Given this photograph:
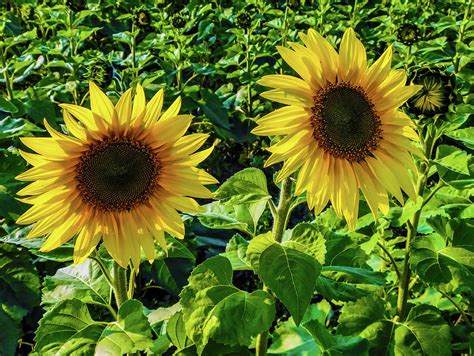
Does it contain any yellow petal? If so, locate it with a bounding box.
[261,88,312,107]
[115,88,133,126]
[89,82,116,125]
[132,83,146,126]
[39,212,82,252]
[144,88,164,126]
[339,28,367,83]
[160,97,181,123]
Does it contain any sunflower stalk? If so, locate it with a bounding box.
[113,262,129,308]
[256,178,293,356]
[396,126,436,321]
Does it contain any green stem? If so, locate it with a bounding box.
[113,262,129,308]
[438,289,472,327]
[377,241,401,281]
[255,329,269,356]
[420,180,445,210]
[1,48,14,100]
[246,27,252,117]
[131,21,137,82]
[256,178,293,356]
[268,199,278,219]
[127,266,137,300]
[454,0,472,73]
[272,178,293,243]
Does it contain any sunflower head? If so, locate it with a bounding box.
[236,13,251,29]
[407,67,456,116]
[171,14,186,29]
[16,82,217,268]
[252,28,422,229]
[397,23,421,46]
[135,10,151,29]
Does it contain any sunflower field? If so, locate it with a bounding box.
[0,0,473,355]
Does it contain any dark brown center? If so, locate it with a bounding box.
[311,82,382,162]
[75,137,160,212]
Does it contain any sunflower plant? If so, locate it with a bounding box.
[0,1,472,355]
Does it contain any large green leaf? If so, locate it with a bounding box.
[446,127,474,149]
[303,320,369,355]
[434,145,474,190]
[360,305,451,356]
[0,242,40,321]
[410,233,473,292]
[216,168,270,206]
[338,298,451,355]
[246,232,275,273]
[315,276,369,302]
[198,201,253,235]
[183,285,239,352]
[259,244,321,325]
[268,320,320,355]
[166,311,189,350]
[42,259,110,307]
[287,223,326,265]
[96,299,153,354]
[221,234,252,270]
[34,299,104,355]
[324,232,368,267]
[0,309,21,356]
[202,288,275,347]
[180,255,234,350]
[337,296,386,336]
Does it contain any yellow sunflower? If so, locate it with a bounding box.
[16,82,217,267]
[252,28,423,229]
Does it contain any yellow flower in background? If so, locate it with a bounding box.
[16,83,217,268]
[253,28,422,229]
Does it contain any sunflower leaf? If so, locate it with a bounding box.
[96,299,153,354]
[0,241,40,354]
[410,231,474,292]
[216,168,270,206]
[258,244,321,325]
[42,258,110,307]
[34,299,104,355]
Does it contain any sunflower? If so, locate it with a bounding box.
[252,28,422,229]
[396,23,421,46]
[16,82,217,268]
[408,67,455,116]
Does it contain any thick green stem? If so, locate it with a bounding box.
[397,158,431,321]
[272,178,293,243]
[255,329,269,356]
[256,178,293,355]
[113,262,129,308]
[454,0,472,73]
[1,48,14,100]
[246,27,252,117]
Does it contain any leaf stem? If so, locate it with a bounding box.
[377,241,401,281]
[267,198,277,219]
[438,289,472,327]
[127,266,137,300]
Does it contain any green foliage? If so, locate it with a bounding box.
[34,299,103,355]
[42,258,110,307]
[1,0,472,354]
[180,256,275,353]
[0,243,40,355]
[96,300,153,354]
[259,244,321,325]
